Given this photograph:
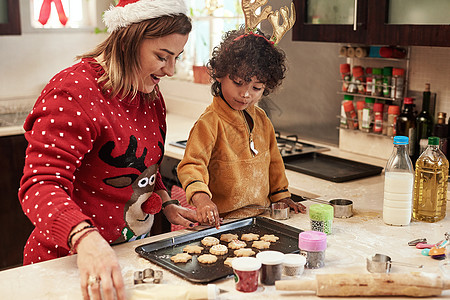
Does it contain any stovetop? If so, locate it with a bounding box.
[169,132,329,157]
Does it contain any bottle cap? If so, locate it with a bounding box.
[393,136,409,145]
[425,83,430,92]
[372,68,382,75]
[373,103,383,112]
[299,231,327,252]
[365,67,372,75]
[340,63,350,73]
[383,67,393,76]
[403,97,414,104]
[365,97,375,104]
[428,136,440,146]
[344,95,354,101]
[388,105,400,115]
[393,68,405,76]
[309,204,334,220]
[356,100,365,110]
[342,101,355,112]
[352,66,364,77]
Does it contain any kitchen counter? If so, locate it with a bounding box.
[2,113,450,299]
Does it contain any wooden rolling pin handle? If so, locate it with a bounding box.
[275,279,317,292]
[443,278,450,290]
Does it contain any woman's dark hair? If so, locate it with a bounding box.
[208,27,287,97]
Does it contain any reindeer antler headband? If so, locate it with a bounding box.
[241,0,295,45]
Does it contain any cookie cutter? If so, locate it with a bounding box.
[134,268,163,284]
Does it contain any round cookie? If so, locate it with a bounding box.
[260,234,280,243]
[224,257,236,267]
[220,233,238,242]
[252,240,271,249]
[228,239,247,250]
[234,248,256,257]
[210,244,228,255]
[183,244,204,254]
[241,233,259,242]
[170,253,192,263]
[197,254,218,264]
[201,236,220,247]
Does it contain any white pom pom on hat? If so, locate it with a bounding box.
[103,0,188,33]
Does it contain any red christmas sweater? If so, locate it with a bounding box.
[19,58,167,264]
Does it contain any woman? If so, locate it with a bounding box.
[18,0,196,299]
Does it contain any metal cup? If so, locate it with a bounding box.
[271,202,290,220]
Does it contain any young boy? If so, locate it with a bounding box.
[177,27,305,227]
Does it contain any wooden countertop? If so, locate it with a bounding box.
[2,113,450,299]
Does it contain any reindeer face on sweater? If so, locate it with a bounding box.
[99,135,163,243]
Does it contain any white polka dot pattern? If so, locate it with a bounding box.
[19,58,167,264]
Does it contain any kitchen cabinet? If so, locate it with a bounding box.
[0,134,32,270]
[0,0,21,35]
[292,0,450,47]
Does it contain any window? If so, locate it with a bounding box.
[176,0,244,82]
[30,0,99,29]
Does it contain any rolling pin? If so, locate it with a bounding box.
[275,273,450,297]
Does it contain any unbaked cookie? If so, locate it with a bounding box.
[170,252,192,263]
[260,234,280,243]
[220,233,238,242]
[241,233,259,242]
[201,236,220,247]
[252,240,271,249]
[183,244,204,254]
[228,239,247,250]
[209,244,228,255]
[197,254,218,264]
[234,248,256,257]
[224,257,236,267]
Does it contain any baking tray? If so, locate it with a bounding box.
[135,217,302,283]
[283,152,383,182]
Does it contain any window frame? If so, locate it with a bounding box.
[0,0,22,35]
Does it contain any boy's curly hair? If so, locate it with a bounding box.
[207,27,287,97]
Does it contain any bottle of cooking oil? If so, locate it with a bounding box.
[413,136,449,222]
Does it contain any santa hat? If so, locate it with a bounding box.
[103,0,188,33]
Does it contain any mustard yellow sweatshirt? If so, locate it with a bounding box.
[177,96,290,218]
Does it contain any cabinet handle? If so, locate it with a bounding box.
[353,0,358,31]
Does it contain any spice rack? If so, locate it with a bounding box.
[337,45,411,159]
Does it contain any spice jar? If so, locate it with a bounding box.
[309,203,333,234]
[352,66,365,94]
[365,67,373,95]
[373,103,384,134]
[356,100,365,131]
[343,100,358,130]
[299,231,327,269]
[340,63,351,92]
[256,251,284,285]
[382,67,393,98]
[361,97,375,133]
[391,68,405,100]
[387,105,400,137]
[371,68,383,97]
[282,254,306,277]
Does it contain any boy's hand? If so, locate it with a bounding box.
[192,192,221,228]
[278,197,307,214]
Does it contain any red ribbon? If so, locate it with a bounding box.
[38,0,68,26]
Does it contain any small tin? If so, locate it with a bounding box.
[271,202,289,220]
[329,199,353,218]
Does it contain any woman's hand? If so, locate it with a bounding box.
[278,197,306,214]
[192,192,221,228]
[162,204,198,228]
[74,229,126,300]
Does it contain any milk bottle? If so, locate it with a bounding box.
[383,136,414,226]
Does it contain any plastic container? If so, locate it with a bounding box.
[413,137,449,223]
[256,251,284,285]
[343,100,358,130]
[282,254,306,277]
[387,105,400,137]
[340,63,351,92]
[383,136,414,226]
[361,97,375,133]
[298,231,327,269]
[365,67,373,95]
[232,257,261,292]
[356,100,365,130]
[373,102,384,134]
[371,68,383,97]
[382,67,393,98]
[391,68,405,99]
[309,204,334,234]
